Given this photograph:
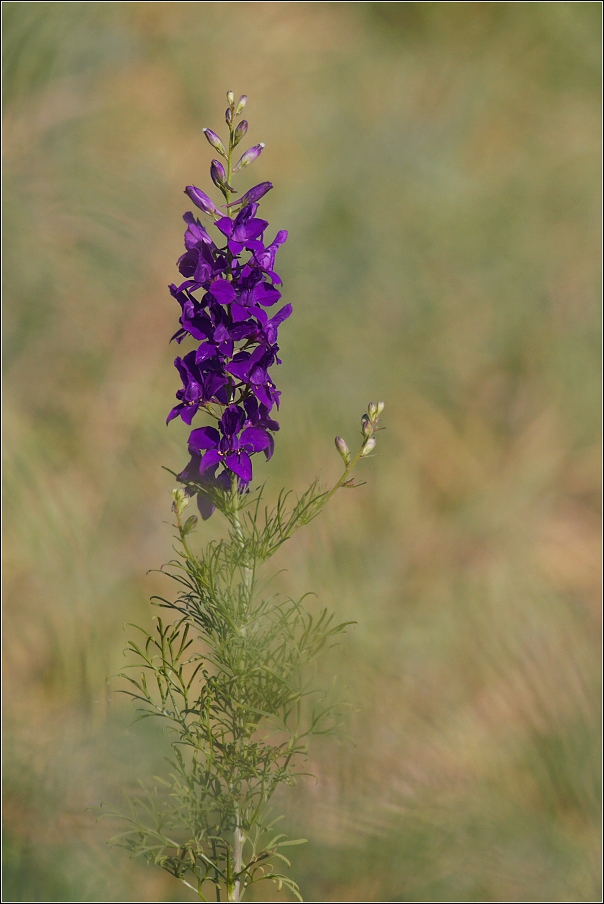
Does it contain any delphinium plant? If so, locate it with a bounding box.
[102,91,384,902]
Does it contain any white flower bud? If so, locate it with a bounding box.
[360,437,376,457]
[226,90,235,106]
[335,436,350,464]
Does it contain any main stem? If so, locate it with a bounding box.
[229,482,251,902]
[220,115,250,901]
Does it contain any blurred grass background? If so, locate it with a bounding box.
[2,2,601,901]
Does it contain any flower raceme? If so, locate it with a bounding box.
[167,94,289,516]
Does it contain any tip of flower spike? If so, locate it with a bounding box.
[366,401,385,431]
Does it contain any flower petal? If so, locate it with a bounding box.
[240,426,271,452]
[199,448,222,474]
[196,492,215,520]
[188,426,220,452]
[209,279,236,305]
[225,450,252,482]
[215,216,234,237]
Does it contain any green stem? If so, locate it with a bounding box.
[229,476,250,902]
[174,505,195,562]
[324,444,367,505]
[232,821,245,902]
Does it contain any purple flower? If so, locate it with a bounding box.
[216,204,268,254]
[248,303,292,345]
[167,351,229,424]
[227,342,282,410]
[178,244,216,284]
[183,212,214,248]
[229,269,282,322]
[177,457,231,520]
[253,230,288,282]
[188,404,274,484]
[169,282,233,348]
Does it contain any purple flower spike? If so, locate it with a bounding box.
[185,186,220,216]
[233,143,265,173]
[171,100,288,515]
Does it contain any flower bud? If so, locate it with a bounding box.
[203,128,226,156]
[360,437,376,457]
[236,95,248,115]
[377,401,385,415]
[184,185,219,216]
[361,414,372,438]
[225,107,233,125]
[233,143,265,173]
[335,435,350,464]
[233,120,248,146]
[238,181,273,206]
[210,159,227,188]
[226,90,235,106]
[368,402,378,420]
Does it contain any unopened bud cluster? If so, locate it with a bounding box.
[335,401,385,467]
[360,400,384,455]
[200,91,265,205]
